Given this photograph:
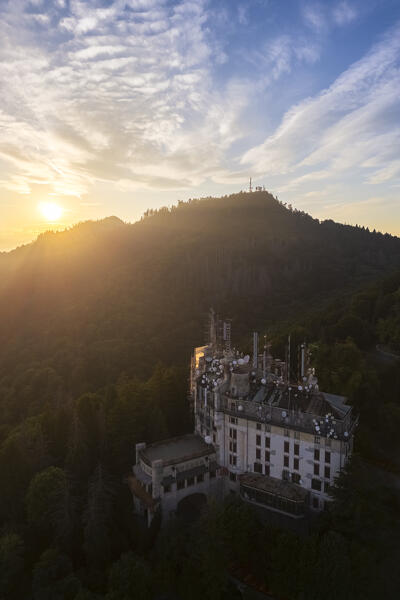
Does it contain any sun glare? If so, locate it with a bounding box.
[38,202,64,222]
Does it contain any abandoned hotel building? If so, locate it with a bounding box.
[129,311,357,525]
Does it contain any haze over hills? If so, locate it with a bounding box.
[0,191,400,599]
[0,191,399,394]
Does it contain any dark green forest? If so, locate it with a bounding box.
[0,192,399,599]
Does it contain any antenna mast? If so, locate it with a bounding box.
[263,335,267,378]
[249,177,252,193]
[252,332,258,369]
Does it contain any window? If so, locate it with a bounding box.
[294,444,299,456]
[256,434,261,446]
[265,436,270,448]
[187,477,195,487]
[284,455,289,468]
[324,466,330,479]
[213,434,216,443]
[294,431,300,440]
[312,496,319,509]
[254,462,263,473]
[229,416,238,424]
[265,450,270,462]
[177,480,185,490]
[229,472,236,482]
[229,428,237,440]
[311,479,322,491]
[265,424,271,432]
[284,441,290,453]
[326,438,331,447]
[314,463,319,476]
[314,448,320,461]
[229,441,237,453]
[197,473,204,483]
[256,448,261,460]
[293,458,299,470]
[264,465,270,476]
[229,454,237,466]
[325,451,331,464]
[284,429,290,437]
[292,472,300,484]
[314,436,320,444]
[256,422,262,430]
[324,482,330,495]
[163,484,171,493]
[282,470,290,481]
[210,470,216,479]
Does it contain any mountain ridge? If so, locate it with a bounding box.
[0,191,399,394]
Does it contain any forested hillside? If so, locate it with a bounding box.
[0,192,399,598]
[0,191,399,398]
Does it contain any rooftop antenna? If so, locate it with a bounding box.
[288,334,291,413]
[252,332,258,370]
[249,177,252,193]
[301,342,306,379]
[223,320,232,352]
[209,308,217,347]
[263,335,267,379]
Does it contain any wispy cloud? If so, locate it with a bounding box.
[0,0,251,198]
[332,1,357,26]
[302,3,327,34]
[241,23,400,192]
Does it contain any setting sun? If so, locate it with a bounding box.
[38,202,64,222]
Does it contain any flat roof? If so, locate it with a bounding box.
[239,473,308,502]
[140,433,214,466]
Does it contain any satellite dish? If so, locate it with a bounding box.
[344,431,349,437]
[251,371,256,376]
[206,356,212,362]
[244,355,250,363]
[282,411,287,418]
[204,435,212,444]
[238,404,243,411]
[261,378,266,385]
[238,358,244,365]
[233,360,237,365]
[298,386,303,391]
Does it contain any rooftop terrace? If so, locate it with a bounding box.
[140,433,215,467]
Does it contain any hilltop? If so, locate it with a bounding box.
[0,191,399,393]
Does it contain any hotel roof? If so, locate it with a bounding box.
[140,433,215,466]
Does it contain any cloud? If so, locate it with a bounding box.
[332,1,357,26]
[0,0,251,198]
[302,3,327,33]
[241,23,400,193]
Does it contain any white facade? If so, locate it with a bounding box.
[192,324,357,516]
[130,316,357,523]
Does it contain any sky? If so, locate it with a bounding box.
[0,0,400,250]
